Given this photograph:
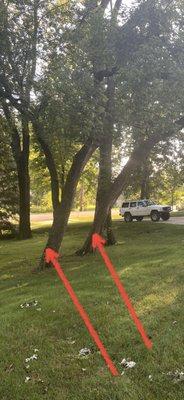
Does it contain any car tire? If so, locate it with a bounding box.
[161,212,170,221]
[124,212,133,222]
[135,216,143,222]
[150,210,160,222]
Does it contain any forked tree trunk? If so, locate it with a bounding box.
[38,139,97,270]
[77,133,164,254]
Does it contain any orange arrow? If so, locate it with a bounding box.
[92,234,152,350]
[45,247,119,376]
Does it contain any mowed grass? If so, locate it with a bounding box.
[0,221,183,400]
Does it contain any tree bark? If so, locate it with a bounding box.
[17,118,32,239]
[38,139,97,269]
[3,105,32,239]
[105,210,116,245]
[77,76,116,255]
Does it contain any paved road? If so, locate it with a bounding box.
[31,211,95,222]
[162,216,184,225]
[31,212,184,225]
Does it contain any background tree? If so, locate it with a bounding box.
[0,116,18,229]
[0,0,41,238]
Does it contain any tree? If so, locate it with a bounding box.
[77,0,184,253]
[0,116,18,229]
[122,136,184,208]
[0,0,41,238]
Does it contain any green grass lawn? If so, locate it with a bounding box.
[0,221,183,400]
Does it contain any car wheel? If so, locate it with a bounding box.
[161,212,170,221]
[150,211,160,222]
[124,212,133,222]
[135,216,143,222]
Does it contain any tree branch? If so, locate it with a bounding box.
[32,120,60,210]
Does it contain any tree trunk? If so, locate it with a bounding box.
[77,76,116,255]
[76,197,113,255]
[17,154,32,239]
[3,105,32,239]
[38,139,97,270]
[105,210,116,245]
[17,118,32,239]
[140,160,150,199]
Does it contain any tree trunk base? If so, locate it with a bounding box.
[75,241,93,256]
[106,228,117,246]
[76,226,116,256]
[18,231,32,240]
[34,250,52,272]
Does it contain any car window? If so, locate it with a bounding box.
[130,202,137,207]
[122,202,129,208]
[138,201,145,207]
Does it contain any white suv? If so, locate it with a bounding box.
[119,199,171,222]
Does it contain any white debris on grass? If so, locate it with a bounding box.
[172,320,177,325]
[20,300,38,309]
[148,374,153,381]
[79,348,91,357]
[167,370,184,383]
[25,354,38,363]
[25,376,31,383]
[120,358,136,369]
[36,308,42,311]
